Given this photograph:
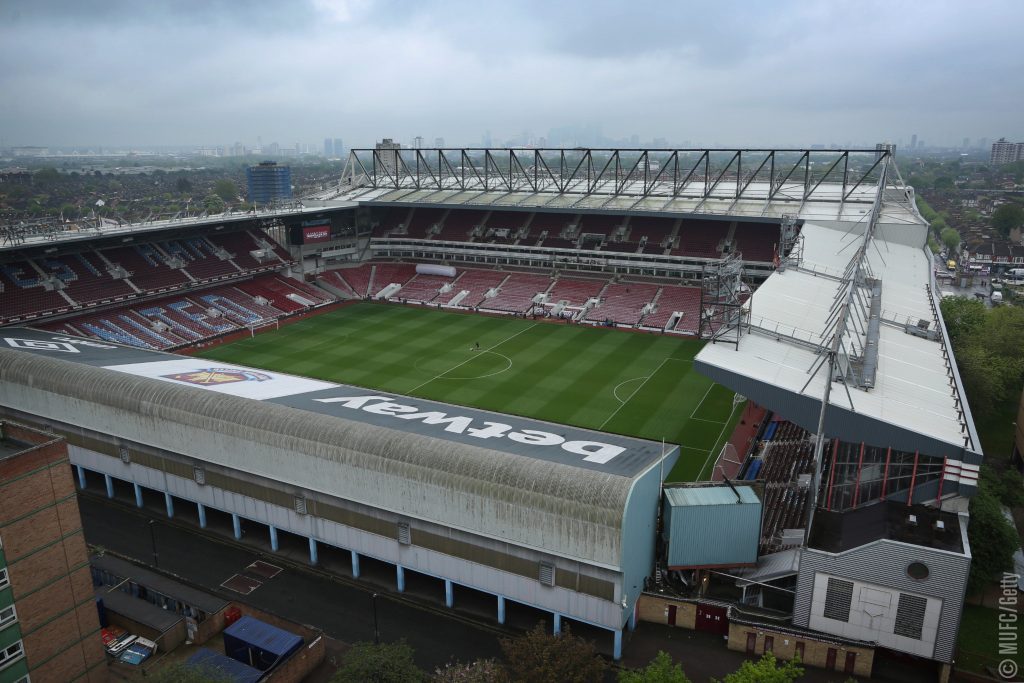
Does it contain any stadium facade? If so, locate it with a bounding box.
[0,147,980,674]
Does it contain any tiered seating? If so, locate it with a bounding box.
[481,273,551,313]
[541,237,577,249]
[175,238,240,280]
[332,265,373,297]
[576,214,622,237]
[672,220,729,258]
[627,217,675,252]
[750,424,816,554]
[404,209,445,239]
[206,231,270,270]
[526,214,568,245]
[374,208,410,237]
[370,263,417,297]
[316,270,359,298]
[100,244,189,291]
[256,229,294,261]
[436,269,507,306]
[279,277,332,304]
[202,286,283,320]
[236,277,304,313]
[394,273,457,303]
[486,212,528,232]
[435,211,485,242]
[641,285,702,333]
[545,277,604,307]
[137,297,237,341]
[0,260,72,321]
[584,282,659,326]
[732,222,777,263]
[61,252,136,305]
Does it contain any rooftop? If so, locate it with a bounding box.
[808,502,965,554]
[664,483,760,507]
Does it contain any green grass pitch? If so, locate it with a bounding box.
[196,303,743,481]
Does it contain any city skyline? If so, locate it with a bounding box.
[2,0,1023,149]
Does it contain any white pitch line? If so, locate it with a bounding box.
[408,323,537,394]
[694,400,742,481]
[599,357,671,430]
[689,383,715,419]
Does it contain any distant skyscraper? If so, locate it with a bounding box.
[911,134,918,150]
[991,138,1024,165]
[375,138,401,174]
[962,137,970,149]
[324,138,334,157]
[334,138,343,157]
[246,161,292,204]
[412,136,423,149]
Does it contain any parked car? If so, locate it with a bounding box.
[118,637,158,666]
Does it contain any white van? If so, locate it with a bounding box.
[992,291,1004,304]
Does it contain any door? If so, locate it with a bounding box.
[763,636,774,654]
[745,632,757,655]
[795,642,805,661]
[826,648,837,670]
[695,604,729,635]
[667,604,677,627]
[844,651,857,674]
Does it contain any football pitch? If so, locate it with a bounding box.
[196,303,743,481]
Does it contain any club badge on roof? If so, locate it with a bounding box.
[163,367,273,386]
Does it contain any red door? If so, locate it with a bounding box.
[667,604,677,626]
[695,604,729,635]
[826,648,837,670]
[763,636,774,653]
[745,632,756,654]
[844,652,857,674]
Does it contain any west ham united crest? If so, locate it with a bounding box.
[162,367,272,386]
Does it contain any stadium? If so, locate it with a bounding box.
[0,147,979,677]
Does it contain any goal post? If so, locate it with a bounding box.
[248,318,280,338]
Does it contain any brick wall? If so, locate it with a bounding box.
[726,622,874,678]
[0,421,108,681]
[636,593,697,629]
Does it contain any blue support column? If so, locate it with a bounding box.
[445,579,454,608]
[164,492,174,518]
[396,565,406,593]
[104,474,114,499]
[553,613,562,636]
[613,629,623,660]
[308,538,318,565]
[628,607,637,631]
[133,483,143,508]
[351,551,361,578]
[497,596,506,625]
[269,526,279,552]
[198,503,207,529]
[76,466,86,490]
[232,513,241,540]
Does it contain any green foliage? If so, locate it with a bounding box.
[933,175,954,190]
[940,296,988,347]
[499,622,607,683]
[967,481,1019,593]
[713,653,803,683]
[331,640,427,683]
[927,236,941,254]
[214,178,238,203]
[940,227,961,251]
[204,193,226,214]
[34,167,61,184]
[992,203,1024,238]
[176,177,193,193]
[618,651,691,683]
[433,658,510,682]
[147,662,233,683]
[916,196,939,222]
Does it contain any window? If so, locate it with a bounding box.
[0,640,24,671]
[823,578,854,622]
[894,593,927,640]
[0,606,15,629]
[0,568,8,590]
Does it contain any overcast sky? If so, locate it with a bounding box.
[2,0,1022,149]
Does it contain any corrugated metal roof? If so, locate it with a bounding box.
[224,616,303,657]
[664,485,759,507]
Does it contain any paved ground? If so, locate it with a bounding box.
[79,492,932,681]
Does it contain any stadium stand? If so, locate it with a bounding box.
[405,208,446,239]
[627,216,676,253]
[435,210,487,242]
[395,272,458,303]
[174,237,241,280]
[672,219,729,258]
[584,282,660,326]
[731,222,778,263]
[374,207,412,237]
[101,243,190,291]
[330,264,373,298]
[545,277,605,307]
[435,268,507,306]
[480,272,551,313]
[370,263,417,297]
[641,285,702,333]
[316,269,360,298]
[1,259,75,321]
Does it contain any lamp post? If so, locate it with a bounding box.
[372,593,380,644]
[148,519,159,569]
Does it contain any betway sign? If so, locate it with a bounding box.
[314,395,625,464]
[303,225,331,243]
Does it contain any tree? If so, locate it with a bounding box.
[927,236,941,254]
[433,658,510,682]
[331,641,426,683]
[940,296,987,347]
[499,622,607,683]
[619,651,691,683]
[967,482,1019,593]
[992,203,1024,238]
[204,193,226,214]
[214,178,238,203]
[940,227,961,252]
[954,344,1017,415]
[34,167,61,184]
[714,653,803,683]
[175,177,193,193]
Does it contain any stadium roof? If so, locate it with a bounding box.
[0,328,677,568]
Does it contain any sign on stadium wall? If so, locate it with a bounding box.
[302,225,332,243]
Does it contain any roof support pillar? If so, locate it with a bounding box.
[351,550,361,579]
[269,525,279,552]
[497,595,506,624]
[396,565,406,593]
[308,537,318,566]
[133,482,143,508]
[232,513,241,540]
[613,629,623,660]
[445,579,454,608]
[76,465,86,490]
[164,491,174,518]
[104,473,113,499]
[197,502,207,529]
[553,612,562,635]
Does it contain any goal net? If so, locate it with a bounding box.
[248,318,280,338]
